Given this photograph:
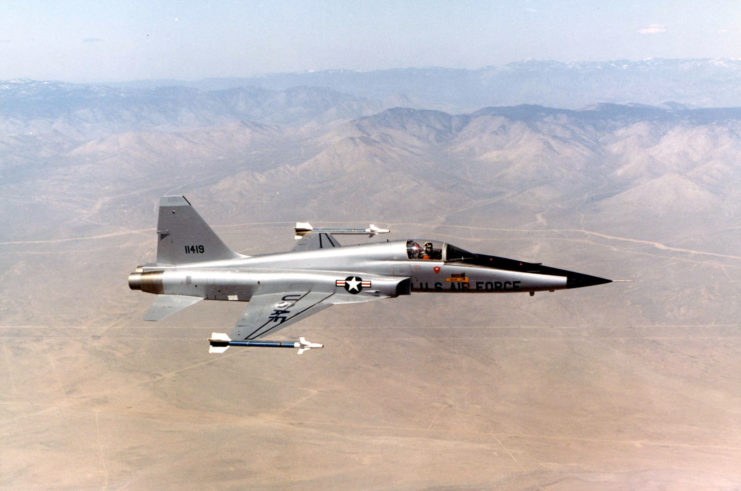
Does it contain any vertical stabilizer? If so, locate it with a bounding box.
[156,195,242,265]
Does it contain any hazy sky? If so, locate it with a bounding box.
[1,0,739,82]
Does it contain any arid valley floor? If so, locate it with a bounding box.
[2,218,740,488]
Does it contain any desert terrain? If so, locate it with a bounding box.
[1,69,740,488]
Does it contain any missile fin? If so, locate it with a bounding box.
[209,332,231,354]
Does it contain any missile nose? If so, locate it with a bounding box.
[566,272,612,289]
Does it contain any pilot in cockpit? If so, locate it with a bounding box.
[422,242,434,259]
[409,241,421,259]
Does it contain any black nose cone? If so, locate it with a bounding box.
[566,272,612,289]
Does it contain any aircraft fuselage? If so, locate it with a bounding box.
[128,196,611,351]
[129,239,608,302]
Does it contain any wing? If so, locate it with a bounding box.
[229,290,335,340]
[292,232,341,252]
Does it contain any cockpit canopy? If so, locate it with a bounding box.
[406,240,474,261]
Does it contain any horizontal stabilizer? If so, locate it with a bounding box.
[144,295,202,321]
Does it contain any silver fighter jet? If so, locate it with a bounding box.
[128,196,611,353]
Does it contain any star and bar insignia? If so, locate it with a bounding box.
[336,276,371,294]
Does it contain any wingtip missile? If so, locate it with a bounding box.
[208,332,231,354]
[296,336,324,355]
[208,332,323,355]
[367,224,390,237]
[294,222,390,240]
[294,222,313,240]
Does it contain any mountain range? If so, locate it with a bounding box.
[4,58,741,140]
[2,94,739,324]
[111,58,741,110]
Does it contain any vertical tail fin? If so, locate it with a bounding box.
[156,195,242,265]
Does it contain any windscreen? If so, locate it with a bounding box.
[445,243,474,262]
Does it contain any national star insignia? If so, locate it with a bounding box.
[344,276,362,293]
